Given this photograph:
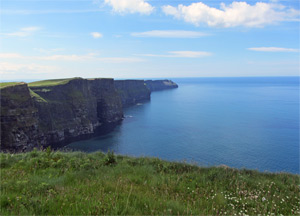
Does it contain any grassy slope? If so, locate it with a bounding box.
[29,89,47,103]
[28,78,75,87]
[0,82,23,89]
[0,150,299,215]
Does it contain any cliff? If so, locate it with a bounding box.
[1,78,178,152]
[114,79,178,107]
[1,78,123,151]
[1,83,39,151]
[114,80,151,107]
[145,80,178,91]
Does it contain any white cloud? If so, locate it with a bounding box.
[0,53,24,58]
[0,62,57,74]
[162,1,300,27]
[131,30,208,38]
[38,54,91,61]
[2,26,40,37]
[104,0,154,14]
[138,51,212,58]
[113,34,123,38]
[98,57,145,63]
[34,48,65,54]
[91,32,103,38]
[39,54,144,63]
[248,47,299,52]
[0,52,144,63]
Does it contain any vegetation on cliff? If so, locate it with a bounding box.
[0,150,299,215]
[0,82,23,89]
[28,78,76,87]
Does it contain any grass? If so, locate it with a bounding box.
[0,150,299,215]
[28,78,80,87]
[0,82,23,89]
[29,89,47,103]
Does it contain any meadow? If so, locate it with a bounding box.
[0,149,299,215]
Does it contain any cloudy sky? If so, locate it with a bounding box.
[0,0,299,80]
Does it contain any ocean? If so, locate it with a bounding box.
[66,77,299,174]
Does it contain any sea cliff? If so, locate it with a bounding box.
[114,80,151,107]
[1,78,123,151]
[0,78,178,152]
[145,80,178,91]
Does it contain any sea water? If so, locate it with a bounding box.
[66,77,299,174]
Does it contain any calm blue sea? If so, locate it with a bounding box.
[66,77,299,174]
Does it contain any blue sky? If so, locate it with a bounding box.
[0,0,299,80]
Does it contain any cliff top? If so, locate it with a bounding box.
[0,82,26,89]
[28,78,80,87]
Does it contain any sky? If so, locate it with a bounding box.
[0,0,299,80]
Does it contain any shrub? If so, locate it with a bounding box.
[103,150,116,166]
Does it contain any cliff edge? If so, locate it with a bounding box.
[145,80,178,91]
[114,80,151,107]
[0,78,178,151]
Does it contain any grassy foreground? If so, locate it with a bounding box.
[0,150,299,215]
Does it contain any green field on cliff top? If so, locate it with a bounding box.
[0,150,299,215]
[28,78,75,87]
[0,79,74,89]
[0,82,23,89]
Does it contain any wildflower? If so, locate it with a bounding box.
[262,197,266,202]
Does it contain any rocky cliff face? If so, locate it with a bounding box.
[1,83,39,151]
[1,78,123,152]
[114,80,151,107]
[145,80,178,91]
[1,78,178,152]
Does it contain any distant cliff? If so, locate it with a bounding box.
[114,80,151,107]
[0,78,178,152]
[145,80,178,91]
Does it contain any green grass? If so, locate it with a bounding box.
[28,78,80,87]
[0,82,23,89]
[29,89,47,103]
[0,150,299,215]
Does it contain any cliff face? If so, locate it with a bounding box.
[1,78,123,151]
[1,78,178,152]
[1,83,39,151]
[145,80,178,91]
[114,80,151,107]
